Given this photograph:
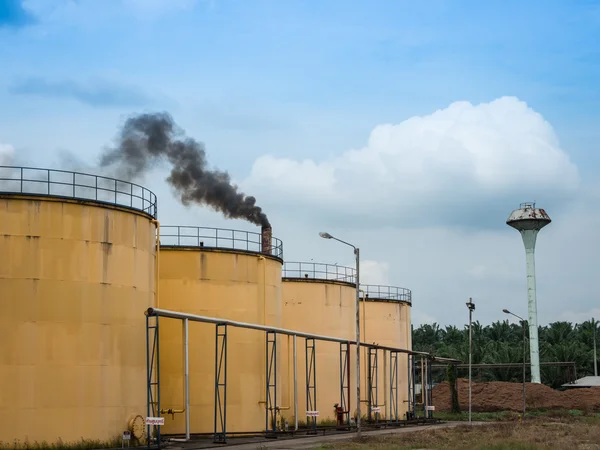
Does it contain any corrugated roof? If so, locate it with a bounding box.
[562,376,600,388]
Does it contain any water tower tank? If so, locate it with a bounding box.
[506,202,551,384]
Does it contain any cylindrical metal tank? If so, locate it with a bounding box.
[0,166,158,444]
[359,285,412,421]
[157,226,283,435]
[280,262,356,425]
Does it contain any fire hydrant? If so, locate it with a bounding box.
[334,403,345,426]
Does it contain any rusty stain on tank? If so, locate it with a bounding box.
[200,252,207,279]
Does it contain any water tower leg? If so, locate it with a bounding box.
[522,230,541,384]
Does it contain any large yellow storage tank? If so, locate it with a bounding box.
[280,262,356,425]
[0,166,158,444]
[157,226,283,435]
[360,285,412,422]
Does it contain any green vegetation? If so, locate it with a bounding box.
[0,436,139,449]
[413,319,599,388]
[318,414,600,449]
[433,409,600,422]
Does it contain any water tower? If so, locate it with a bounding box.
[507,202,551,384]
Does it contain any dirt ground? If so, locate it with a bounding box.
[432,378,600,412]
[322,416,600,450]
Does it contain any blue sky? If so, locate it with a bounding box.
[1,0,600,326]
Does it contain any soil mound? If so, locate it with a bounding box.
[432,378,600,412]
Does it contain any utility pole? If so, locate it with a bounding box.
[466,298,475,424]
[594,318,598,377]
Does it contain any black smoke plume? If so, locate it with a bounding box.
[100,112,270,227]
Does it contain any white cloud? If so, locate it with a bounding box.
[243,96,579,228]
[360,260,390,285]
[0,144,14,165]
[560,309,600,323]
[411,310,439,327]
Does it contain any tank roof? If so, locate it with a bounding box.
[160,225,284,260]
[0,165,157,218]
[506,202,551,231]
[361,284,412,305]
[282,261,356,284]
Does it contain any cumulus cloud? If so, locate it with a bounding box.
[361,260,390,285]
[0,144,14,165]
[243,96,579,229]
[560,308,600,324]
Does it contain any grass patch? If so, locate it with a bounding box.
[319,415,600,449]
[433,408,597,422]
[0,436,135,449]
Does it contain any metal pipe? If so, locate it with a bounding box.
[594,318,598,377]
[383,350,388,420]
[287,335,292,418]
[522,317,526,417]
[503,309,526,418]
[145,308,452,359]
[184,318,190,440]
[466,298,475,425]
[469,309,472,424]
[150,220,160,308]
[420,357,425,417]
[293,334,298,431]
[355,247,361,437]
[360,289,367,419]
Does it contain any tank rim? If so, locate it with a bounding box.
[159,225,284,260]
[159,244,284,263]
[282,261,356,284]
[0,165,158,218]
[360,284,413,306]
[0,192,157,220]
[282,277,356,288]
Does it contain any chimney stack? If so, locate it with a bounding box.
[261,226,273,254]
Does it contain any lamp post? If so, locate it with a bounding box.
[319,231,361,437]
[466,298,475,424]
[593,318,598,377]
[503,309,527,418]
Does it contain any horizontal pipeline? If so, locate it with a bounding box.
[145,308,461,364]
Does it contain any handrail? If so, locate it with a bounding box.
[360,284,412,305]
[282,261,356,284]
[0,165,157,218]
[160,225,284,259]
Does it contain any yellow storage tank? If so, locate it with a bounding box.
[157,225,283,435]
[0,166,158,444]
[281,262,356,425]
[360,285,412,422]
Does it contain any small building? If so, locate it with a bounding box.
[561,376,600,389]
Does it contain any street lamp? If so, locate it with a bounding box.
[593,318,598,377]
[503,308,527,418]
[319,231,361,437]
[466,298,475,424]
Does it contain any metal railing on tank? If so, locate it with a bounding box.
[360,285,412,305]
[160,225,284,259]
[0,165,158,218]
[282,261,356,284]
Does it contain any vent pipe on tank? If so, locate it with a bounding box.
[261,226,273,254]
